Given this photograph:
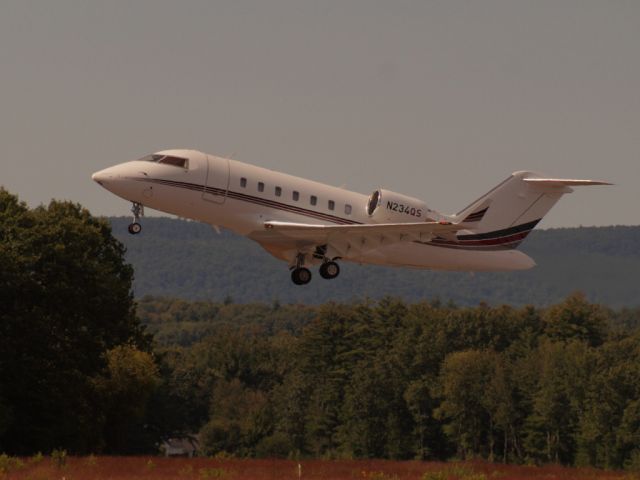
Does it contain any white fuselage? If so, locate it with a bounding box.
[92,149,535,272]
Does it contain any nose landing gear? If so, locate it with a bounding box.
[128,222,142,235]
[128,202,144,235]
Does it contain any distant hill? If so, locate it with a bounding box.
[110,217,640,307]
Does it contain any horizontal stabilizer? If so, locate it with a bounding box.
[523,178,612,187]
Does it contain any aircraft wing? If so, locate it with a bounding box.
[262,220,462,257]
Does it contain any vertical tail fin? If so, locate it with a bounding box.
[450,171,610,249]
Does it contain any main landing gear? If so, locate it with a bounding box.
[291,253,312,285]
[291,267,312,285]
[290,254,341,285]
[319,261,340,280]
[128,202,144,235]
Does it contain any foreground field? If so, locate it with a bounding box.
[1,456,637,480]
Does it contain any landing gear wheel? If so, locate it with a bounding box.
[319,261,340,280]
[291,267,312,285]
[128,202,144,235]
[128,222,142,235]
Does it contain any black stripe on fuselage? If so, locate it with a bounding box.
[456,219,540,241]
[133,177,359,225]
[419,219,540,251]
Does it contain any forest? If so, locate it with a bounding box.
[1,188,640,471]
[137,295,640,469]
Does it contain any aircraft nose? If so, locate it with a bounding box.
[91,171,103,184]
[92,167,117,186]
[92,163,137,200]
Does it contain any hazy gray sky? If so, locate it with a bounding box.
[1,0,637,228]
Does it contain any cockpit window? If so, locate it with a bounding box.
[160,156,188,168]
[139,154,188,169]
[138,154,165,162]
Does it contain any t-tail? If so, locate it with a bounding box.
[446,171,611,250]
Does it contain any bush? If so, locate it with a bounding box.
[199,467,229,478]
[50,448,67,468]
[422,471,448,480]
[0,454,24,473]
[626,449,640,472]
[422,464,482,480]
[255,432,292,458]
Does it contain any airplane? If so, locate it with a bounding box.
[92,149,610,285]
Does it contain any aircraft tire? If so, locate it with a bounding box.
[319,261,340,280]
[291,267,312,285]
[128,222,142,235]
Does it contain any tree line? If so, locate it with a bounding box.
[1,188,640,470]
[142,295,640,469]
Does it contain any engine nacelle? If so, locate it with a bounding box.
[366,189,433,223]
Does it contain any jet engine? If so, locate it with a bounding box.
[366,189,433,223]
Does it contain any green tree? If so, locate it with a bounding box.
[0,399,12,441]
[94,345,160,453]
[619,399,640,469]
[296,303,365,456]
[543,292,609,346]
[435,349,497,459]
[522,341,591,464]
[271,370,310,455]
[404,377,441,460]
[339,359,393,458]
[575,330,640,469]
[0,190,148,453]
[199,378,269,456]
[481,355,518,463]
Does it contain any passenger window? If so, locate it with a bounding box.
[240,177,247,188]
[310,195,317,206]
[328,200,335,211]
[258,182,264,192]
[275,186,282,197]
[293,191,300,201]
[345,204,352,215]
